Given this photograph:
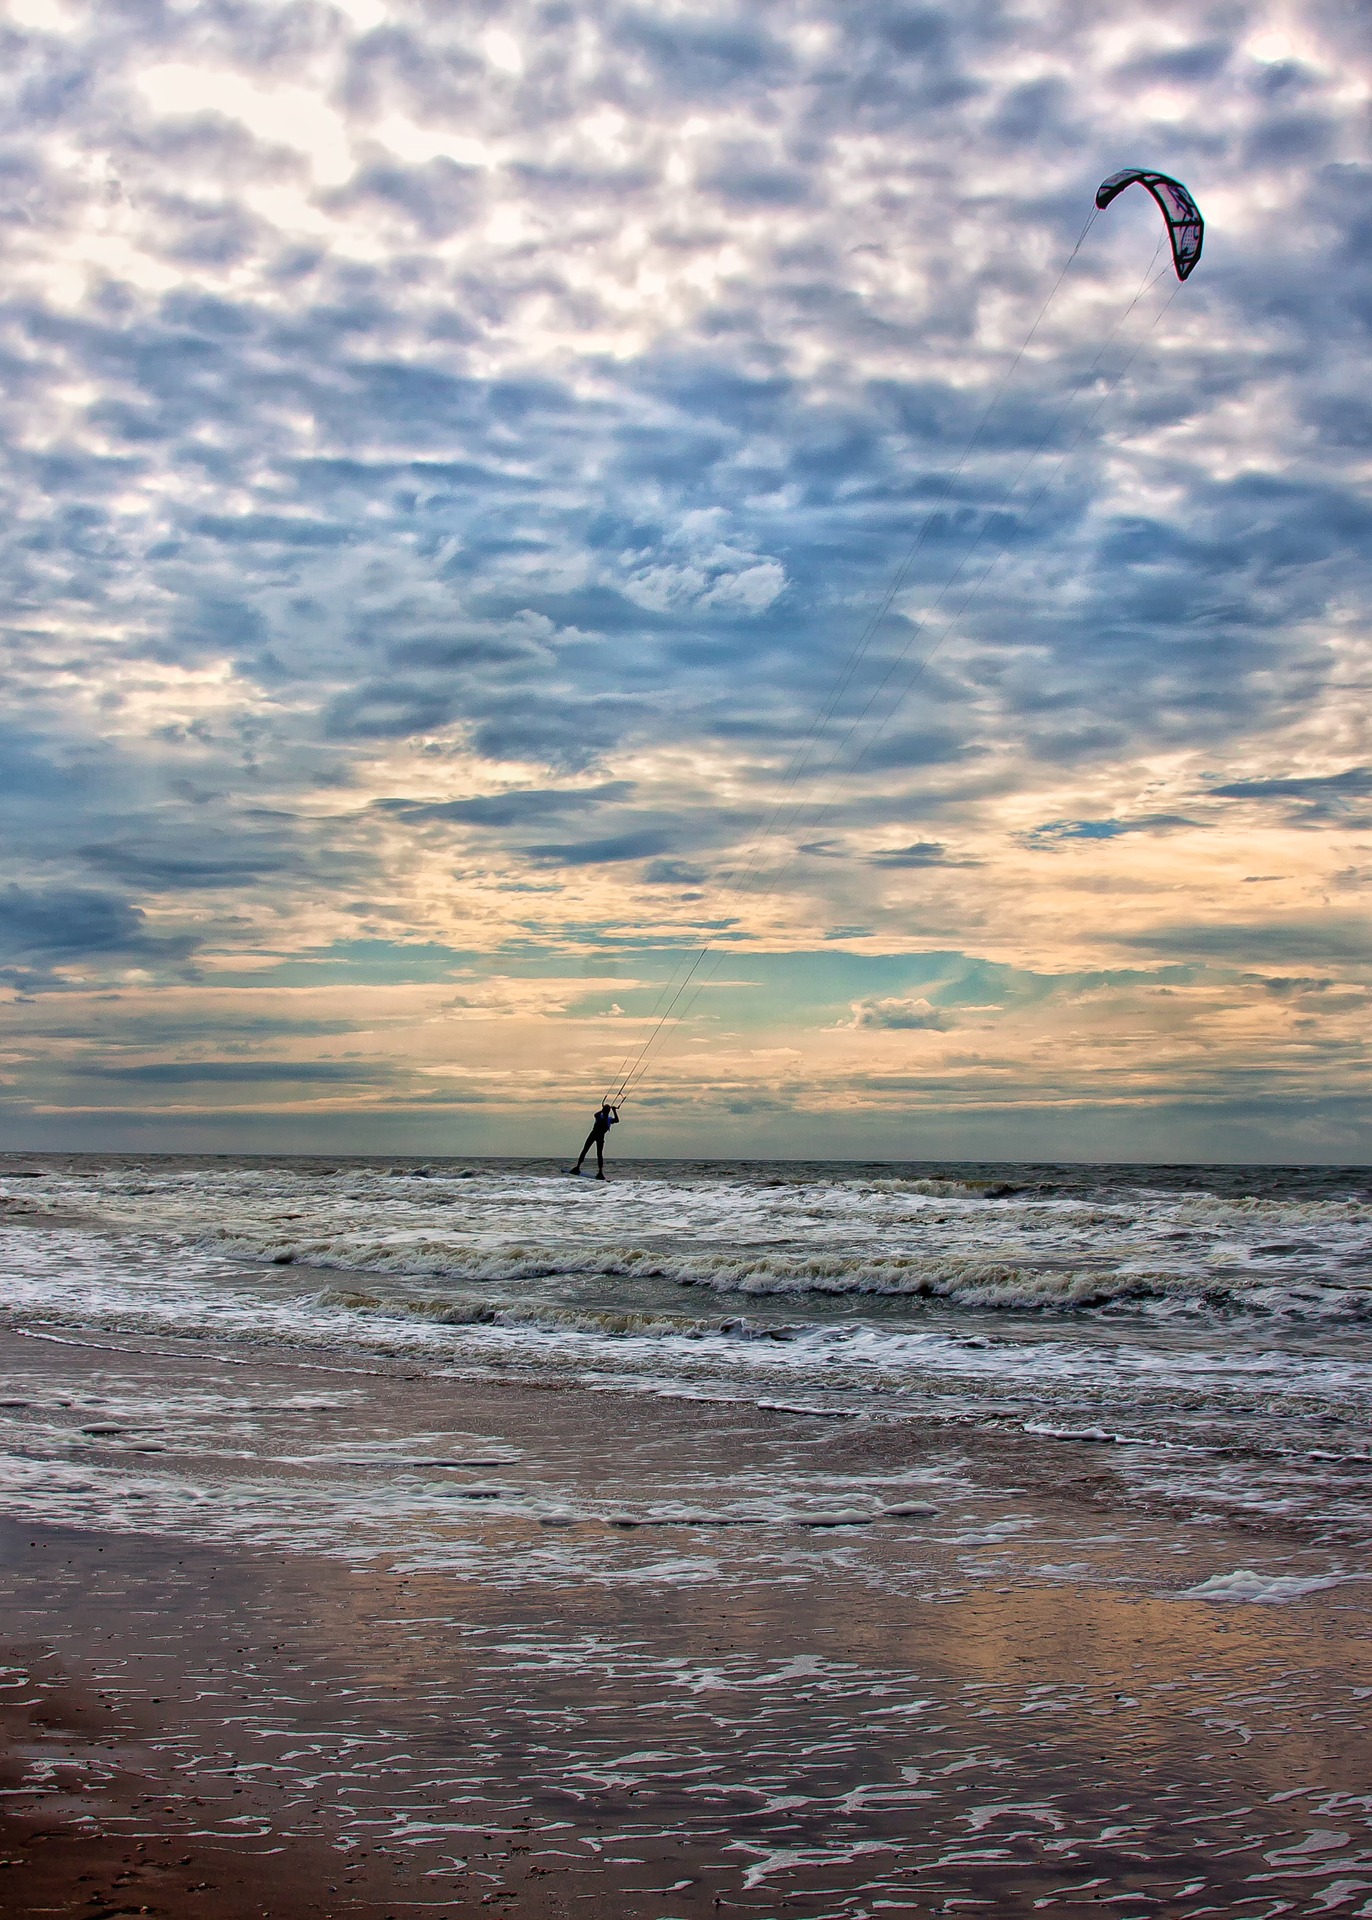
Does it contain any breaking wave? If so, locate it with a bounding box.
[4,1160,1370,1332]
[316,1287,709,1341]
[232,1232,1372,1319]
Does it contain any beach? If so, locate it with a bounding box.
[2,1156,1371,1915]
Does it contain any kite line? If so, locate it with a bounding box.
[601,172,1203,1109]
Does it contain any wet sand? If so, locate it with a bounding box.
[2,1327,1371,1917]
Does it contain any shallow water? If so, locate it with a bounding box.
[7,1505,1371,1920]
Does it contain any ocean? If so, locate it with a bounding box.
[2,1153,1370,1578]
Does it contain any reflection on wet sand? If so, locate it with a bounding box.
[2,1327,1370,1916]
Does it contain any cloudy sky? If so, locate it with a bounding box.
[0,0,1368,1160]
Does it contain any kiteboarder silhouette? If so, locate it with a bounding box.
[571,1102,619,1180]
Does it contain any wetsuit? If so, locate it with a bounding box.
[575,1105,619,1178]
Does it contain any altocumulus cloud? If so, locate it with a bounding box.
[849,996,951,1032]
[0,0,1369,1155]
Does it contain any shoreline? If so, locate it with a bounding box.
[3,1325,1371,1916]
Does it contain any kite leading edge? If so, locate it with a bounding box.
[1095,168,1204,281]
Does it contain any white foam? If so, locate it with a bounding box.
[1182,1569,1351,1604]
[8,1161,1366,1324]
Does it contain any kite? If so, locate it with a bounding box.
[1095,169,1204,281]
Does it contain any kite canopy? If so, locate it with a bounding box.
[1095,169,1204,281]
